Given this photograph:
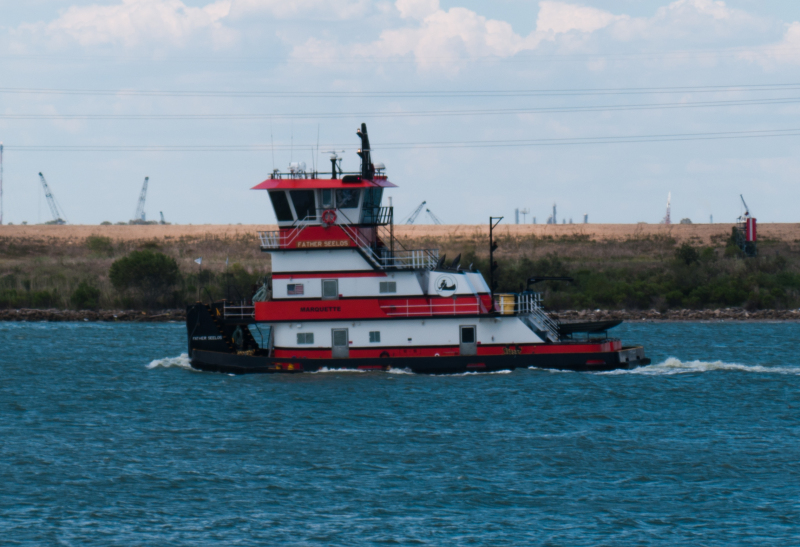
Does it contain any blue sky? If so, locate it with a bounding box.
[1,0,800,225]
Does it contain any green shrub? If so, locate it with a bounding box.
[676,243,700,265]
[86,235,114,256]
[109,250,181,308]
[71,281,101,310]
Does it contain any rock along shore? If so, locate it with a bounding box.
[0,309,186,322]
[0,308,799,322]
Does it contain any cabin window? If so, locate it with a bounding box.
[363,188,383,208]
[322,279,338,299]
[290,190,316,221]
[269,191,294,222]
[287,284,304,296]
[361,188,383,223]
[321,189,334,209]
[297,333,314,344]
[335,189,360,209]
[369,331,381,343]
[379,281,396,294]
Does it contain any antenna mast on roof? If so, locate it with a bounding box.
[356,123,375,180]
[325,150,345,179]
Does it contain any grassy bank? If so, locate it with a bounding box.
[1,224,799,312]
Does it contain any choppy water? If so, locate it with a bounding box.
[2,321,799,545]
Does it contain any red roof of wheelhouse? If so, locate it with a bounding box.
[252,176,397,190]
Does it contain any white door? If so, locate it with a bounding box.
[332,328,349,358]
[460,325,477,356]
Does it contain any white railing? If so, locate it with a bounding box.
[223,302,255,319]
[257,214,315,249]
[495,292,560,342]
[381,298,482,317]
[338,221,439,270]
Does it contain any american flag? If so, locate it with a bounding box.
[288,284,304,295]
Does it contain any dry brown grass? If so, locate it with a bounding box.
[2,222,800,245]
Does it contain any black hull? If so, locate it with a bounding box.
[190,348,651,375]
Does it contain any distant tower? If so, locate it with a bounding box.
[0,142,3,225]
[533,217,537,225]
[710,214,713,224]
[583,214,588,224]
[661,192,671,225]
[552,203,557,225]
[520,208,529,223]
[515,208,519,224]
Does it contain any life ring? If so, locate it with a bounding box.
[321,209,337,226]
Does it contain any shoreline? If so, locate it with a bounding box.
[1,308,799,323]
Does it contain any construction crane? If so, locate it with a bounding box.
[426,208,443,225]
[37,172,67,225]
[160,211,167,225]
[740,194,750,217]
[133,176,149,223]
[403,201,426,224]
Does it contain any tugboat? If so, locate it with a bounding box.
[186,124,650,374]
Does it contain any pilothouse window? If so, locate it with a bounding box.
[335,189,360,209]
[321,189,334,209]
[290,190,316,221]
[269,191,293,222]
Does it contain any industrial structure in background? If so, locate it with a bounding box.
[37,173,68,225]
[734,194,757,257]
[130,176,151,224]
[546,204,557,224]
[403,201,443,225]
[403,201,426,224]
[660,192,672,225]
[425,207,442,225]
[0,142,3,225]
[584,214,589,224]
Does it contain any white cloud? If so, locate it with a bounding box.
[396,0,439,20]
[229,0,372,20]
[536,1,627,35]
[740,21,800,67]
[29,0,234,48]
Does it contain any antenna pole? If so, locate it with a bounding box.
[270,121,275,173]
[489,216,503,306]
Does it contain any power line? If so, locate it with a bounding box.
[2,95,799,121]
[4,127,800,152]
[1,83,800,99]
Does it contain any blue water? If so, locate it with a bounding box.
[2,321,800,545]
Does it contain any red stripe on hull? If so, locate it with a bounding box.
[272,341,621,359]
[255,295,493,321]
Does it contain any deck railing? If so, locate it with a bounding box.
[380,298,482,317]
[223,301,255,319]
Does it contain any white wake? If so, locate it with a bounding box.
[600,357,800,376]
[146,353,194,370]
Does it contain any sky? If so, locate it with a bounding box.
[1,0,800,226]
